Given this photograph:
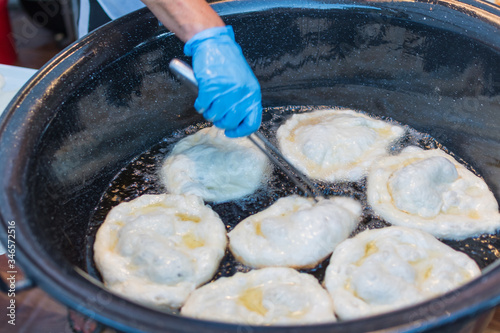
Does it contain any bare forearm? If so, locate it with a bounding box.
[141,0,225,42]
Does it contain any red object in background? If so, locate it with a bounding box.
[0,0,17,65]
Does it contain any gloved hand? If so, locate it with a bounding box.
[184,26,262,138]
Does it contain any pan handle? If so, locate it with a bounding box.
[0,254,35,294]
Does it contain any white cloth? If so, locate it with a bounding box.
[77,0,91,38]
[97,0,146,19]
[78,0,146,37]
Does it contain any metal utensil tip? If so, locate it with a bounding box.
[168,58,323,202]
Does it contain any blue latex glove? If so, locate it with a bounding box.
[184,26,262,138]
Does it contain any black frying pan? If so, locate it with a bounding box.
[1,1,500,332]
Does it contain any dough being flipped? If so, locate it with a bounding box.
[93,194,227,310]
[367,146,500,240]
[181,267,336,325]
[229,195,362,268]
[161,126,271,203]
[276,108,405,181]
[324,226,480,320]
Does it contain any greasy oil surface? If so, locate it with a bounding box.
[85,105,500,287]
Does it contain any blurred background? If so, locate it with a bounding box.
[1,0,77,68]
[2,0,499,70]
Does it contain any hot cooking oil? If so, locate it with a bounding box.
[85,105,500,285]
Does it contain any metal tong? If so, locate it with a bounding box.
[168,59,323,201]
